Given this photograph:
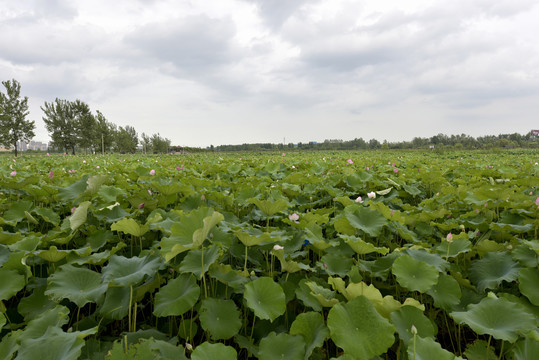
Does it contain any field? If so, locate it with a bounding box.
[1,149,539,359]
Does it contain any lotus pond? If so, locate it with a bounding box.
[1,150,539,359]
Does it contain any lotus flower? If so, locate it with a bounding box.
[10,170,16,177]
[535,197,539,206]
[289,213,299,222]
[149,169,155,175]
[347,159,354,165]
[355,196,363,203]
[273,244,284,251]
[48,171,54,179]
[367,191,376,199]
[446,232,453,243]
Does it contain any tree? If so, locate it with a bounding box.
[0,79,35,157]
[150,133,171,153]
[42,98,79,154]
[141,133,151,154]
[115,125,138,153]
[72,100,96,153]
[93,110,116,154]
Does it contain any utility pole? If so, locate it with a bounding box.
[102,134,104,155]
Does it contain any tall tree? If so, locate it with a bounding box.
[72,99,96,153]
[94,110,116,154]
[115,125,138,153]
[141,132,151,154]
[0,79,35,157]
[42,98,78,154]
[150,133,170,154]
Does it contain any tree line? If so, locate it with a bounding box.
[0,79,171,156]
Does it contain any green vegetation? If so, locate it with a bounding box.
[1,149,538,359]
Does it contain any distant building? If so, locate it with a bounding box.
[531,130,539,137]
[15,140,48,151]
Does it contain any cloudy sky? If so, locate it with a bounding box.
[1,0,538,147]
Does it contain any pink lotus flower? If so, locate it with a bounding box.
[83,160,86,163]
[289,213,300,222]
[149,169,155,175]
[96,165,100,169]
[355,196,363,203]
[393,168,399,173]
[366,167,370,170]
[48,171,54,179]
[10,170,16,177]
[282,153,286,156]
[367,192,376,199]
[535,197,539,206]
[347,159,354,165]
[148,189,152,195]
[71,206,77,213]
[446,232,453,243]
[138,203,145,209]
[176,166,180,170]
[46,153,50,156]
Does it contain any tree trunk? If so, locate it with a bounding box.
[13,141,18,157]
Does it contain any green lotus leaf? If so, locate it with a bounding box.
[0,268,25,300]
[161,208,223,261]
[24,210,38,224]
[10,234,40,252]
[306,281,340,307]
[208,263,249,292]
[435,237,472,258]
[0,244,9,266]
[70,200,90,231]
[519,267,539,306]
[405,248,449,272]
[464,340,497,360]
[179,245,220,278]
[235,228,272,247]
[392,254,439,293]
[295,279,323,311]
[290,311,330,359]
[320,253,353,277]
[244,277,286,322]
[344,205,388,237]
[99,286,130,320]
[97,184,126,204]
[304,223,335,250]
[110,218,149,237]
[102,255,161,287]
[86,174,109,194]
[19,305,70,342]
[57,176,88,206]
[0,329,20,359]
[469,252,520,292]
[511,337,539,360]
[340,234,389,255]
[33,207,60,225]
[390,306,436,344]
[407,336,456,360]
[258,332,306,360]
[45,264,107,307]
[153,274,200,317]
[17,326,86,360]
[191,342,237,360]
[199,298,242,340]
[0,313,5,330]
[18,286,56,321]
[327,296,395,359]
[426,273,462,310]
[451,294,536,342]
[2,200,33,224]
[249,197,289,217]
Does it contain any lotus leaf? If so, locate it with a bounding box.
[392,254,439,293]
[426,273,462,310]
[191,342,237,360]
[407,336,456,360]
[45,264,107,307]
[451,294,536,342]
[290,311,330,359]
[0,268,25,300]
[390,306,436,344]
[344,205,388,237]
[469,251,520,292]
[199,298,242,340]
[327,296,395,359]
[244,277,286,322]
[258,332,306,360]
[518,267,539,306]
[102,254,161,286]
[153,274,200,317]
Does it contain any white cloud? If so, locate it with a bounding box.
[1,0,539,147]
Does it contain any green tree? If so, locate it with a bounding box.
[93,110,116,154]
[72,100,96,154]
[0,79,35,157]
[141,132,151,154]
[42,98,78,154]
[150,133,170,154]
[115,125,138,153]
